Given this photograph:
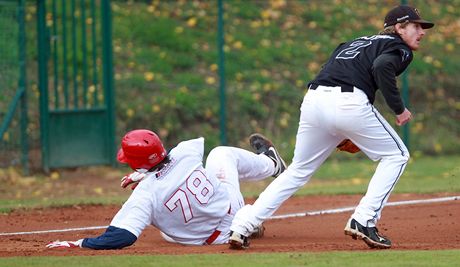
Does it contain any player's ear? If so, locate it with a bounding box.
[394,23,405,35]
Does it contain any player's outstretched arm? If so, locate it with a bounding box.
[46,226,137,250]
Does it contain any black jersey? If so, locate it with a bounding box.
[310,34,413,114]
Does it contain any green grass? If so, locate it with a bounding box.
[0,196,126,214]
[1,250,460,267]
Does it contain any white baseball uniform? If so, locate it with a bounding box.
[231,34,413,236]
[111,137,274,245]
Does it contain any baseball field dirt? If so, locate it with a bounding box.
[1,193,459,257]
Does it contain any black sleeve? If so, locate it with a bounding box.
[81,226,137,250]
[372,52,407,115]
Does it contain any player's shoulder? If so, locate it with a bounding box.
[374,34,412,57]
[177,137,204,148]
[357,34,411,54]
[171,137,205,157]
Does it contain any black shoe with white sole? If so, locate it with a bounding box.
[344,218,391,249]
[228,231,249,250]
[249,133,287,177]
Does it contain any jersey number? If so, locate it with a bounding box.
[164,170,215,223]
[336,40,372,59]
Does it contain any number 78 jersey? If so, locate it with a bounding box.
[110,137,230,245]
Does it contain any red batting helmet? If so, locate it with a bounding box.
[117,129,167,170]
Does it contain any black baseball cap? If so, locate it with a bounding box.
[384,5,434,29]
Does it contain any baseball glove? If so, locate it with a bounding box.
[336,139,360,153]
[121,171,146,190]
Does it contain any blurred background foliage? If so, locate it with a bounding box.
[6,0,460,170]
[110,0,459,157]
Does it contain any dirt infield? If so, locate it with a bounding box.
[1,193,459,257]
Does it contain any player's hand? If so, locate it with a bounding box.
[121,170,146,190]
[396,108,412,126]
[46,239,83,249]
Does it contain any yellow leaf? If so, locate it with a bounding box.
[147,5,156,13]
[279,117,288,127]
[260,39,271,47]
[2,132,9,141]
[209,64,218,72]
[236,73,243,81]
[93,187,103,195]
[187,17,197,27]
[126,108,134,118]
[233,41,243,49]
[144,72,155,81]
[206,76,216,85]
[50,171,60,180]
[152,105,160,113]
[434,143,442,153]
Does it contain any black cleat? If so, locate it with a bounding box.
[344,218,392,249]
[249,133,287,177]
[228,231,249,249]
[249,224,265,239]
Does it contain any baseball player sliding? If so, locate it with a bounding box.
[229,5,434,250]
[46,129,286,249]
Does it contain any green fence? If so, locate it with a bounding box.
[1,0,115,173]
[0,0,28,173]
[37,0,115,171]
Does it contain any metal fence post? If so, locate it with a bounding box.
[37,0,50,172]
[217,0,227,145]
[18,0,29,175]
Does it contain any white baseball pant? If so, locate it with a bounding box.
[231,85,409,236]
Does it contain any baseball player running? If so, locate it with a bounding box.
[46,129,285,249]
[229,5,434,250]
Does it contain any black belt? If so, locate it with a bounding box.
[308,83,354,92]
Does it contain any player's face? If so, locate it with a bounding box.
[397,22,426,51]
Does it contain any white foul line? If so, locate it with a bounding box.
[0,196,458,236]
[269,195,459,220]
[0,226,108,236]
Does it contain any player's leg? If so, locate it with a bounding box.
[205,146,277,244]
[229,91,341,248]
[205,146,276,189]
[229,127,338,238]
[340,98,409,248]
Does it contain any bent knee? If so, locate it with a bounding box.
[207,146,237,166]
[208,146,231,158]
[387,151,410,164]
